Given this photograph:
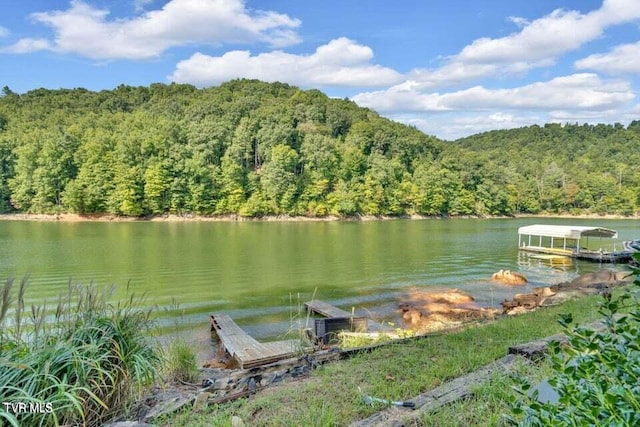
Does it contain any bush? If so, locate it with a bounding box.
[511,255,640,426]
[0,279,161,427]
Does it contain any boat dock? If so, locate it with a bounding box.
[518,224,636,264]
[304,300,395,333]
[210,313,301,369]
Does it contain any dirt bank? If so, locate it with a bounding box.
[1,212,637,223]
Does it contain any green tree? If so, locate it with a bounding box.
[260,144,299,213]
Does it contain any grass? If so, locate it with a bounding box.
[0,278,162,427]
[162,299,199,384]
[164,339,199,383]
[414,359,554,427]
[159,291,614,427]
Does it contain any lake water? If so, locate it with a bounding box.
[0,217,637,357]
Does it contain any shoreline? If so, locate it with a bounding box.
[0,212,637,223]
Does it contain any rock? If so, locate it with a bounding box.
[400,289,498,331]
[503,287,555,314]
[143,393,194,422]
[553,269,632,292]
[504,306,529,316]
[530,379,560,404]
[407,288,476,305]
[491,269,528,285]
[402,309,423,327]
[534,286,555,298]
[502,268,633,315]
[192,392,212,412]
[231,416,245,427]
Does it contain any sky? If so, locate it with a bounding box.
[1,0,640,140]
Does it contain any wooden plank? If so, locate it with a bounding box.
[350,354,524,427]
[352,317,617,426]
[210,313,301,369]
[305,300,352,318]
[508,318,609,359]
[211,313,267,364]
[261,340,301,355]
[304,300,395,333]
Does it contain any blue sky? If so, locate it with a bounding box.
[1,0,639,139]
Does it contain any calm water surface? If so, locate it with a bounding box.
[0,218,637,356]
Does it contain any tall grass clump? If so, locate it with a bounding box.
[0,278,161,427]
[164,339,198,384]
[161,299,198,384]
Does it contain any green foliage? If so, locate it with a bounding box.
[0,81,638,217]
[0,278,161,426]
[164,339,198,384]
[510,255,640,426]
[455,123,640,215]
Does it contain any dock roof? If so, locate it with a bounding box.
[518,224,618,239]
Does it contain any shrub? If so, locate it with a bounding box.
[511,255,640,426]
[0,279,161,427]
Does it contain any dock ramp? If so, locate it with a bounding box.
[210,313,301,369]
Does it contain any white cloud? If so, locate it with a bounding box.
[598,0,640,24]
[351,0,640,139]
[1,38,52,54]
[350,82,449,112]
[443,74,633,110]
[0,26,8,38]
[575,41,640,74]
[353,73,634,113]
[4,0,300,60]
[409,0,640,89]
[407,62,498,91]
[134,0,155,12]
[395,112,541,140]
[548,109,619,121]
[508,16,530,29]
[458,9,599,64]
[448,112,540,136]
[169,37,403,88]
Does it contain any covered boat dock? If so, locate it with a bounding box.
[517,224,634,263]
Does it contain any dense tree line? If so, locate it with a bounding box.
[454,121,640,215]
[0,80,638,217]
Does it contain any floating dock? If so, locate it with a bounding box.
[210,313,301,369]
[521,245,634,263]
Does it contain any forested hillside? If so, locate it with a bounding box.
[0,81,638,217]
[454,122,640,215]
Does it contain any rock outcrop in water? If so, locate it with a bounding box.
[501,269,633,315]
[399,289,499,332]
[491,269,528,285]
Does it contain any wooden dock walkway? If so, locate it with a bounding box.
[304,300,395,333]
[210,313,301,369]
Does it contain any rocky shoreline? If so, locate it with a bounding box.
[0,212,638,223]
